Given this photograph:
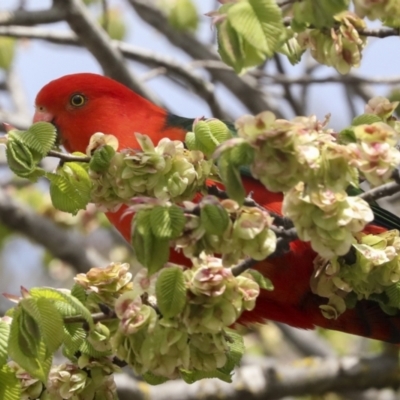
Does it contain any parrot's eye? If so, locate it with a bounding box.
[70,94,86,107]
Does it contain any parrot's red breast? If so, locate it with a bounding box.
[33,73,400,343]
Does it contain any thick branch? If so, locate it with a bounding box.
[0,7,65,25]
[114,354,400,400]
[255,72,400,85]
[0,187,96,273]
[360,181,400,203]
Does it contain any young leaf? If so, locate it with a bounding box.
[247,270,274,291]
[293,0,349,28]
[89,145,116,172]
[228,0,284,57]
[142,372,169,385]
[29,287,94,329]
[218,329,245,377]
[47,161,91,215]
[6,134,37,177]
[180,368,232,384]
[0,321,10,366]
[352,114,382,126]
[217,18,245,74]
[0,37,16,71]
[169,0,198,32]
[0,365,21,400]
[62,324,86,359]
[155,266,186,319]
[132,210,170,274]
[8,308,52,382]
[200,203,230,236]
[20,298,64,356]
[218,155,245,205]
[150,205,186,239]
[385,282,400,308]
[23,122,57,157]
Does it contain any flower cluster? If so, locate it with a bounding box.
[44,363,117,400]
[183,256,259,334]
[7,361,44,400]
[8,361,118,400]
[298,12,367,74]
[232,104,400,257]
[110,258,259,379]
[174,197,276,265]
[312,229,400,319]
[354,0,400,27]
[74,262,133,307]
[234,111,359,193]
[283,183,374,257]
[89,133,214,211]
[349,122,400,186]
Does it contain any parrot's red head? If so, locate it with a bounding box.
[34,73,186,153]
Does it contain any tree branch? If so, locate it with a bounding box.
[0,187,96,273]
[0,6,65,25]
[114,354,400,400]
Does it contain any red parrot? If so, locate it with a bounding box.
[33,73,400,343]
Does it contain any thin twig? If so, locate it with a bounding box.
[47,150,91,163]
[64,311,116,324]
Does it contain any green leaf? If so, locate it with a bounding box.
[228,0,284,56]
[132,210,170,274]
[352,114,382,126]
[385,282,400,308]
[247,270,274,291]
[29,287,94,329]
[47,162,92,215]
[150,205,185,239]
[0,365,21,400]
[155,267,186,319]
[71,283,87,304]
[0,37,16,71]
[143,372,169,385]
[200,203,230,235]
[180,368,232,384]
[8,308,52,382]
[98,9,127,40]
[338,128,356,144]
[20,298,64,356]
[186,120,232,158]
[62,324,86,360]
[218,329,245,377]
[169,0,198,32]
[293,0,349,28]
[192,121,218,156]
[18,310,40,358]
[0,321,10,366]
[279,31,305,65]
[218,155,245,205]
[23,122,57,157]
[217,0,285,73]
[6,134,37,177]
[89,145,116,172]
[217,18,245,74]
